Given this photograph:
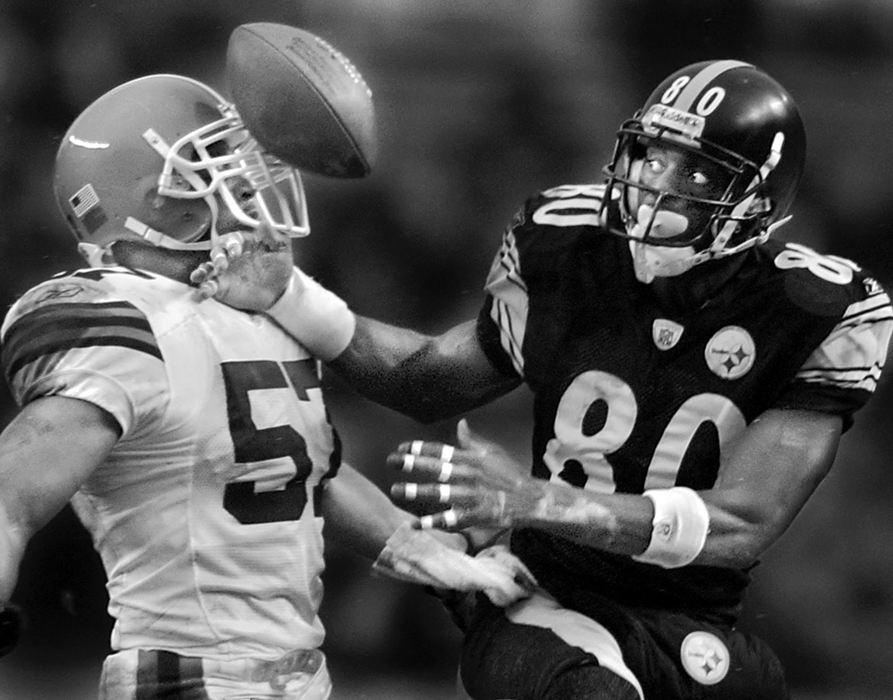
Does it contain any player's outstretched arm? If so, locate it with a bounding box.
[0,396,119,656]
[192,227,520,422]
[320,463,535,607]
[327,317,520,422]
[389,410,841,571]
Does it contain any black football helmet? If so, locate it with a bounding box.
[601,59,805,277]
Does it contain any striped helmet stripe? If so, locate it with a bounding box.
[674,60,752,111]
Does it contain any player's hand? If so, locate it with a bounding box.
[0,603,23,658]
[388,419,546,531]
[372,522,536,607]
[472,544,538,606]
[190,223,295,311]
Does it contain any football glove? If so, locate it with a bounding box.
[372,523,536,607]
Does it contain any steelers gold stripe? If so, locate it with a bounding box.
[674,60,752,111]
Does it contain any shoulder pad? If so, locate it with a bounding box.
[2,266,158,341]
[766,241,872,313]
[4,274,111,332]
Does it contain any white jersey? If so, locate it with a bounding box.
[1,266,339,661]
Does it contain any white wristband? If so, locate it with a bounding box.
[267,268,356,362]
[631,487,709,569]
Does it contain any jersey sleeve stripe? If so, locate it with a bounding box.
[6,335,164,383]
[839,292,893,326]
[485,229,528,376]
[2,300,153,339]
[794,292,893,393]
[498,234,524,286]
[795,365,883,391]
[2,301,161,379]
[491,297,525,375]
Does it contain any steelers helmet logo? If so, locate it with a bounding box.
[680,630,730,685]
[704,326,755,379]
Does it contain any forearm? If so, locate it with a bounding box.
[264,270,517,421]
[323,465,535,603]
[395,411,842,572]
[511,481,653,557]
[321,464,412,560]
[0,505,27,603]
[509,483,751,569]
[322,464,466,559]
[518,411,841,569]
[0,397,119,602]
[331,317,517,422]
[329,315,442,413]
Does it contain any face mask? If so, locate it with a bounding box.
[627,204,698,284]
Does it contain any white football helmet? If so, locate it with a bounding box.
[54,74,309,263]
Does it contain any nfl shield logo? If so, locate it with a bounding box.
[653,319,684,350]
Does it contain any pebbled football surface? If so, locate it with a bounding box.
[226,22,377,178]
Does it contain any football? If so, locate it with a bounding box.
[226,22,377,178]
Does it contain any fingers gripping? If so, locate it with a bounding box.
[389,439,469,529]
[190,263,219,299]
[189,225,294,309]
[211,232,246,272]
[372,523,534,608]
[190,232,246,299]
[419,509,461,530]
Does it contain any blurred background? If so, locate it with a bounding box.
[1,0,892,698]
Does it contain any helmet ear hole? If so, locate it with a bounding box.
[133,181,213,244]
[144,186,167,211]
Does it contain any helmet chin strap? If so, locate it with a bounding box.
[627,204,700,283]
[77,219,218,268]
[123,216,218,251]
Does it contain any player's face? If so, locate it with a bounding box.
[641,144,728,201]
[162,123,309,244]
[627,141,733,244]
[214,175,259,234]
[199,139,257,226]
[178,138,258,238]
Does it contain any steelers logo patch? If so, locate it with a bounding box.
[680,630,729,685]
[704,326,755,380]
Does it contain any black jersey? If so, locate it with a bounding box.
[477,183,892,619]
